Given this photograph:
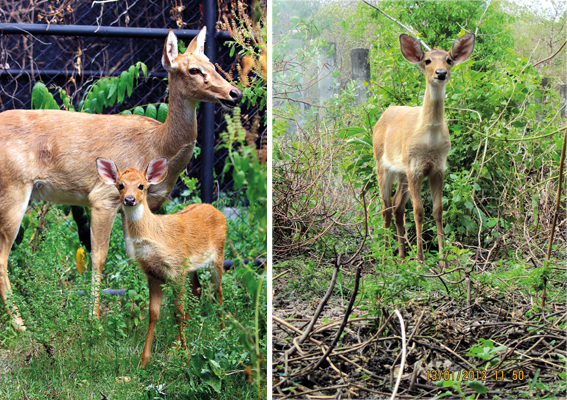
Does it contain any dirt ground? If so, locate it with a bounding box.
[272,266,566,399]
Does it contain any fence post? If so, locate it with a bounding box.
[351,48,370,104]
[560,84,566,122]
[201,0,217,204]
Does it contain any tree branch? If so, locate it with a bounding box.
[361,0,431,51]
[546,127,567,261]
[533,39,567,67]
[474,0,492,36]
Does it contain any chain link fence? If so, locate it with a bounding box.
[1,0,266,262]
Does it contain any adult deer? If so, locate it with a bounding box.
[96,157,226,368]
[373,33,475,265]
[0,27,241,331]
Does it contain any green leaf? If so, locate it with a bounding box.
[145,104,157,120]
[31,82,45,109]
[438,379,455,388]
[97,90,106,109]
[133,107,144,116]
[157,103,168,123]
[140,62,148,78]
[91,98,99,113]
[234,170,246,190]
[117,79,127,104]
[126,78,134,98]
[127,65,137,94]
[467,380,487,394]
[91,85,100,99]
[107,81,117,100]
[128,64,137,79]
[190,354,221,393]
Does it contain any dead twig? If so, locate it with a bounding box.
[309,260,363,371]
[533,39,567,67]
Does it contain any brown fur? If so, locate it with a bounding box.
[97,159,226,368]
[0,28,241,331]
[373,34,475,266]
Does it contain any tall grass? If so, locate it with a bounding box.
[0,202,266,399]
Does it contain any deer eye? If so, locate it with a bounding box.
[424,59,431,65]
[138,184,144,190]
[118,183,124,191]
[447,58,453,65]
[189,68,199,75]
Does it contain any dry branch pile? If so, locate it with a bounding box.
[273,126,360,259]
[273,270,566,399]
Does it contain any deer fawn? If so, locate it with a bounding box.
[96,157,226,368]
[0,27,241,331]
[373,33,475,265]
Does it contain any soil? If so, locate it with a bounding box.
[272,266,566,399]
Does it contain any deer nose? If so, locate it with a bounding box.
[436,69,447,80]
[229,88,242,103]
[124,195,136,206]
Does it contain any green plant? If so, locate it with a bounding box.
[218,0,267,110]
[1,193,265,399]
[221,107,267,247]
[467,339,507,369]
[30,61,171,121]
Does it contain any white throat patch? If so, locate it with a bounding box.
[123,204,144,223]
[429,84,446,101]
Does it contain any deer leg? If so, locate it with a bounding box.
[407,174,425,262]
[141,277,164,368]
[89,205,118,317]
[429,172,447,269]
[212,254,224,330]
[377,166,394,229]
[172,272,191,352]
[120,210,135,260]
[0,184,32,331]
[171,270,201,350]
[377,167,396,258]
[392,177,410,259]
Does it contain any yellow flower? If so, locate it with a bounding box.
[76,248,86,274]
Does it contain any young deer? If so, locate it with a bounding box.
[96,157,226,368]
[373,33,475,265]
[0,27,241,331]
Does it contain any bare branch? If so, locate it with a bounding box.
[390,310,407,400]
[475,0,492,36]
[360,0,431,51]
[533,39,567,67]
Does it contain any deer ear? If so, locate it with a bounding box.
[399,34,424,64]
[145,158,168,185]
[449,33,475,64]
[96,158,119,185]
[162,30,179,72]
[187,27,206,55]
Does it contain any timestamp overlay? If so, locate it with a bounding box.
[426,370,526,382]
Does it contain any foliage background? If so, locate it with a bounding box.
[273,0,565,398]
[0,0,267,398]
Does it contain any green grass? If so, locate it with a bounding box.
[0,203,266,399]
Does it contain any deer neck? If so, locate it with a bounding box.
[419,82,446,128]
[159,75,199,160]
[122,199,157,238]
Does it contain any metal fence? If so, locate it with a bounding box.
[0,0,265,260]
